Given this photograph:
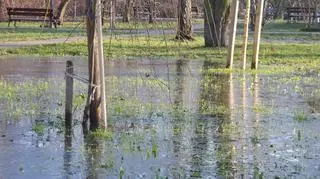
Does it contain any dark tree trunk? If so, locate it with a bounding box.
[110,0,116,28]
[123,0,132,22]
[148,0,154,23]
[175,0,193,40]
[0,0,3,21]
[250,0,257,31]
[56,0,71,25]
[204,0,231,47]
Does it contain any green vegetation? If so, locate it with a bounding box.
[32,122,46,135]
[0,21,179,42]
[0,34,319,75]
[294,111,308,121]
[88,128,113,140]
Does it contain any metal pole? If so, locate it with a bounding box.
[226,0,239,69]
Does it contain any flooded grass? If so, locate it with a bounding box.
[1,58,320,178]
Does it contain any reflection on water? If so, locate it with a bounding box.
[1,57,320,178]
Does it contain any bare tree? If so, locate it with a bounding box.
[175,0,193,40]
[204,0,231,47]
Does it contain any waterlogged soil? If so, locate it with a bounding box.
[1,57,320,178]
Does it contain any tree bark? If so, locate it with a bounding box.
[85,0,104,131]
[175,0,193,40]
[56,0,71,25]
[241,0,251,69]
[110,0,116,28]
[148,0,154,23]
[123,0,132,22]
[0,0,3,22]
[204,0,231,47]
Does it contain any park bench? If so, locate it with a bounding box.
[133,6,151,18]
[191,6,203,18]
[286,7,319,23]
[7,7,58,28]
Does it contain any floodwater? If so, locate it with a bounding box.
[1,57,320,178]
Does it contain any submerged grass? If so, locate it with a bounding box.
[88,128,113,140]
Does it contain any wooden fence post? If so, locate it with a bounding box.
[65,60,73,132]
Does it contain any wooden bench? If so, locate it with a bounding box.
[191,6,199,15]
[7,7,58,28]
[191,6,203,18]
[133,6,151,17]
[286,7,319,22]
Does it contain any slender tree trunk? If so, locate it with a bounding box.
[250,0,257,31]
[204,0,231,47]
[226,0,239,69]
[110,0,116,28]
[241,0,251,69]
[307,0,312,28]
[0,0,3,22]
[252,0,264,69]
[56,0,71,25]
[175,0,193,40]
[148,0,154,23]
[123,0,132,22]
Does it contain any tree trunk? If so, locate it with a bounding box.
[56,0,71,25]
[241,0,251,69]
[175,0,193,40]
[110,0,116,28]
[85,0,105,131]
[250,0,256,31]
[0,0,3,22]
[204,0,231,47]
[123,0,132,22]
[148,0,154,23]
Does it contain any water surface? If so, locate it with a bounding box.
[1,57,320,178]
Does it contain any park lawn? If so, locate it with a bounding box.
[0,20,180,42]
[0,34,319,72]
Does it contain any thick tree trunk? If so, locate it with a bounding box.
[123,0,132,22]
[56,0,71,25]
[204,0,231,47]
[175,0,193,40]
[85,0,104,131]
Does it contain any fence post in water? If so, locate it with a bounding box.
[65,60,73,132]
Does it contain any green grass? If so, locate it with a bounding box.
[0,20,179,42]
[263,20,308,32]
[1,34,320,71]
